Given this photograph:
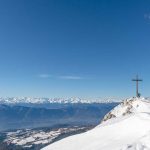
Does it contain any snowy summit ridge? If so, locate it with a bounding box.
[101,97,150,122]
[42,97,150,150]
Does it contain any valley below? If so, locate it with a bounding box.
[0,125,92,150]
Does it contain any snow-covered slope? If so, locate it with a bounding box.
[42,97,150,150]
[101,97,150,122]
[0,97,121,104]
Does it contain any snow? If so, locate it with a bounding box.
[16,137,35,145]
[101,97,150,123]
[0,97,121,104]
[4,127,88,148]
[42,97,150,150]
[5,129,60,146]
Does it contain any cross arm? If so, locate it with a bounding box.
[132,79,143,81]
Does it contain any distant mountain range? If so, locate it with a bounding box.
[0,97,121,104]
[0,103,118,131]
[0,97,121,132]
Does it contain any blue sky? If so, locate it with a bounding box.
[0,0,149,98]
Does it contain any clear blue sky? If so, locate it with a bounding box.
[0,0,149,98]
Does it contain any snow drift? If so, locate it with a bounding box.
[42,97,150,150]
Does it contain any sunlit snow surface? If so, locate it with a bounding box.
[42,97,150,150]
[4,127,89,148]
[0,97,121,104]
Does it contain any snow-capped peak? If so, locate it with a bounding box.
[42,97,150,150]
[0,97,121,104]
[101,97,150,123]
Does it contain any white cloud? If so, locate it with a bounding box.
[38,74,51,78]
[59,76,83,80]
[37,74,85,80]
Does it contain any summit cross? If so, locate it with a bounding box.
[132,75,143,97]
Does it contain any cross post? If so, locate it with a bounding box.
[132,75,143,97]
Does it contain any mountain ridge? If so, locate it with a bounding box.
[0,97,121,104]
[0,103,117,131]
[42,97,150,150]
